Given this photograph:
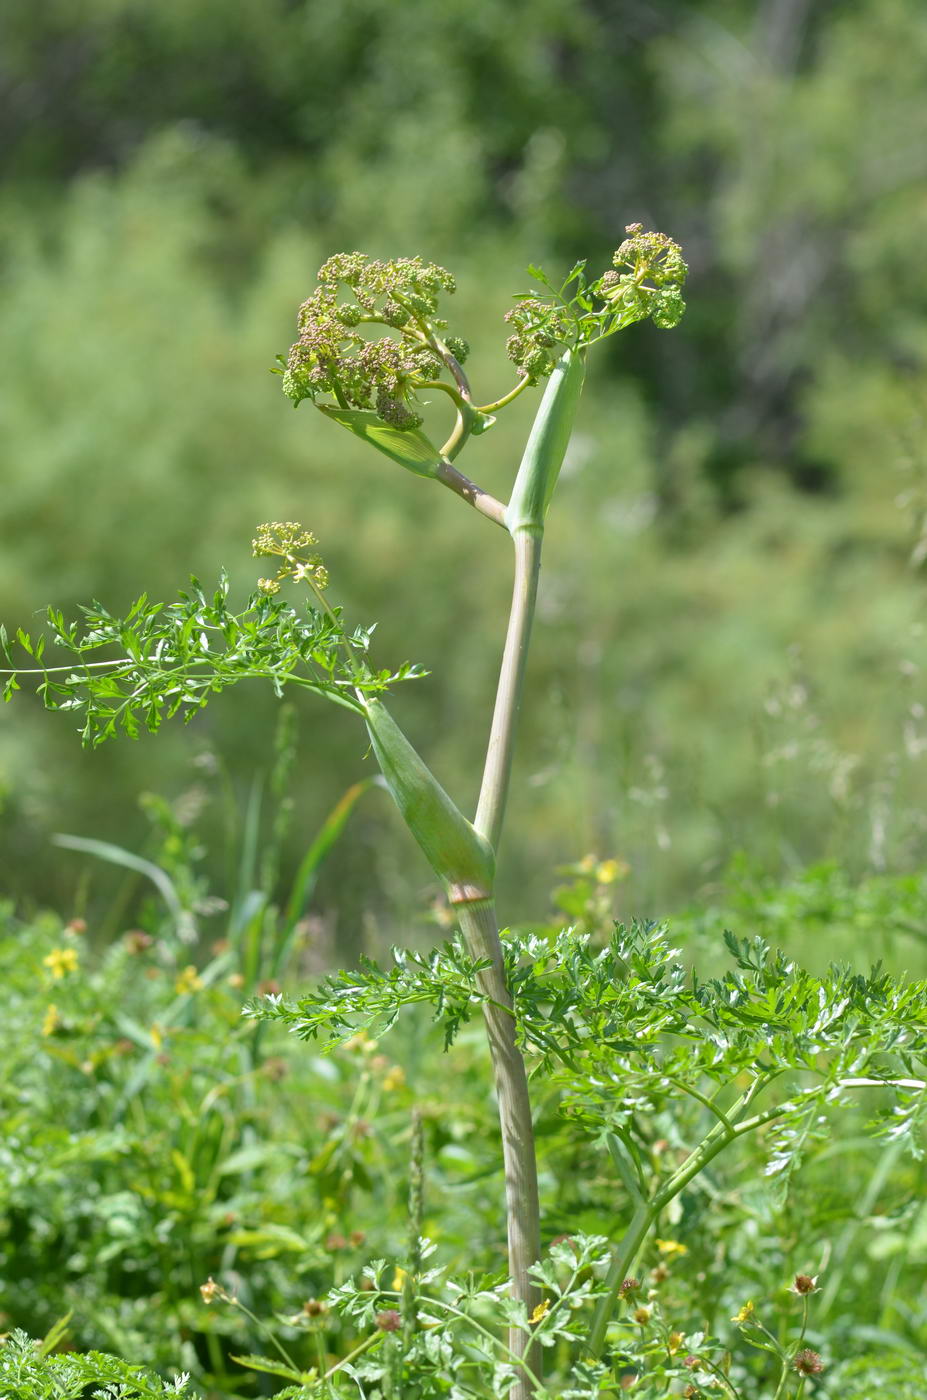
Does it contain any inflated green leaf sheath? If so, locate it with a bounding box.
[504,348,586,535]
[363,697,495,900]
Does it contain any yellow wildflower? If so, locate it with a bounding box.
[732,1301,756,1324]
[530,1299,550,1324]
[382,1065,406,1092]
[43,947,78,979]
[392,1267,408,1291]
[596,858,629,884]
[41,1004,61,1036]
[175,965,203,995]
[655,1238,688,1259]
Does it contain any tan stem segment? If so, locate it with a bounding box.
[434,458,507,527]
[455,897,540,1394]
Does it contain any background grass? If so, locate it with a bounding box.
[3,1,927,940]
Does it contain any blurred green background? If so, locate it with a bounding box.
[3,0,927,941]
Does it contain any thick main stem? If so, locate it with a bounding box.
[456,898,540,1392]
[475,527,543,851]
[455,524,546,1397]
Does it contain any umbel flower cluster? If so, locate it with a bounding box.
[278,228,688,433]
[280,253,467,430]
[503,225,688,381]
[252,521,329,596]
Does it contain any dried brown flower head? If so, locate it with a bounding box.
[793,1348,824,1376]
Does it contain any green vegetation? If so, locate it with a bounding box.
[2,855,926,1394]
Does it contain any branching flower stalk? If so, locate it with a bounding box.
[1,230,688,1398]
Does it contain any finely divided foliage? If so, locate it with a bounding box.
[254,921,927,1174]
[0,1327,192,1399]
[1,564,424,746]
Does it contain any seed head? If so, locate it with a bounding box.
[791,1273,819,1295]
[793,1348,824,1376]
[376,1309,402,1332]
[199,1278,222,1304]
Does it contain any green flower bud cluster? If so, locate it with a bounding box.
[252,521,329,595]
[444,335,470,365]
[595,224,688,331]
[502,225,688,380]
[504,301,577,383]
[280,253,461,431]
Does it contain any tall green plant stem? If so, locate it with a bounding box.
[475,526,543,850]
[364,349,585,1395]
[456,897,540,1391]
[453,352,584,1394]
[455,527,545,1382]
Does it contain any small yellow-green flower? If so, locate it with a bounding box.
[175,965,203,995]
[655,1238,688,1260]
[531,1299,550,1324]
[41,1004,61,1036]
[344,1030,377,1054]
[43,947,79,979]
[382,1065,406,1092]
[732,1300,756,1325]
